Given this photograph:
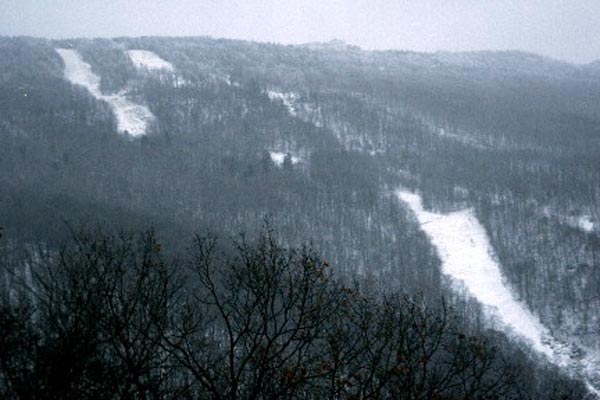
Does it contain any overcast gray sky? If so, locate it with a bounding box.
[1,0,598,63]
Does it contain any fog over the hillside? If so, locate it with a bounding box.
[1,0,599,64]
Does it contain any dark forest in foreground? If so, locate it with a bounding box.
[0,228,586,399]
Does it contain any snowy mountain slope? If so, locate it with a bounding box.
[56,48,155,136]
[3,36,600,397]
[56,49,103,96]
[397,189,600,395]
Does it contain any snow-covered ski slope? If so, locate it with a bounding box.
[56,49,154,137]
[127,50,174,71]
[396,189,600,395]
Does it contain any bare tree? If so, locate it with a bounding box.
[317,292,516,400]
[0,227,567,399]
[1,229,182,400]
[164,231,337,400]
[164,231,518,400]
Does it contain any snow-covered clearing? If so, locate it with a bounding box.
[267,90,298,116]
[561,214,595,234]
[578,215,595,233]
[56,49,155,137]
[397,189,600,394]
[269,151,300,167]
[127,50,174,72]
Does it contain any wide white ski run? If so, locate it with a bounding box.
[396,189,600,396]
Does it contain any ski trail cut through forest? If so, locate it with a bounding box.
[396,189,600,396]
[127,50,174,71]
[56,49,155,137]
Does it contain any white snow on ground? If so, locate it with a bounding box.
[397,190,556,356]
[127,50,174,72]
[542,207,596,234]
[397,189,600,394]
[578,216,595,232]
[56,49,102,95]
[269,151,300,166]
[57,49,155,137]
[267,90,298,116]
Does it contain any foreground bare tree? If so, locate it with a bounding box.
[312,287,517,400]
[163,230,518,400]
[164,231,338,399]
[1,229,181,400]
[0,228,583,399]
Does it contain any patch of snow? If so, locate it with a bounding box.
[127,50,174,72]
[587,380,600,399]
[578,215,594,233]
[269,151,300,167]
[267,90,298,116]
[105,91,155,136]
[397,189,600,393]
[57,49,102,95]
[368,148,386,156]
[542,207,596,234]
[57,49,155,137]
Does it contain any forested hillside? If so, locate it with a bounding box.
[1,36,600,398]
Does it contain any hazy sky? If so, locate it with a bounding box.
[1,0,599,63]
